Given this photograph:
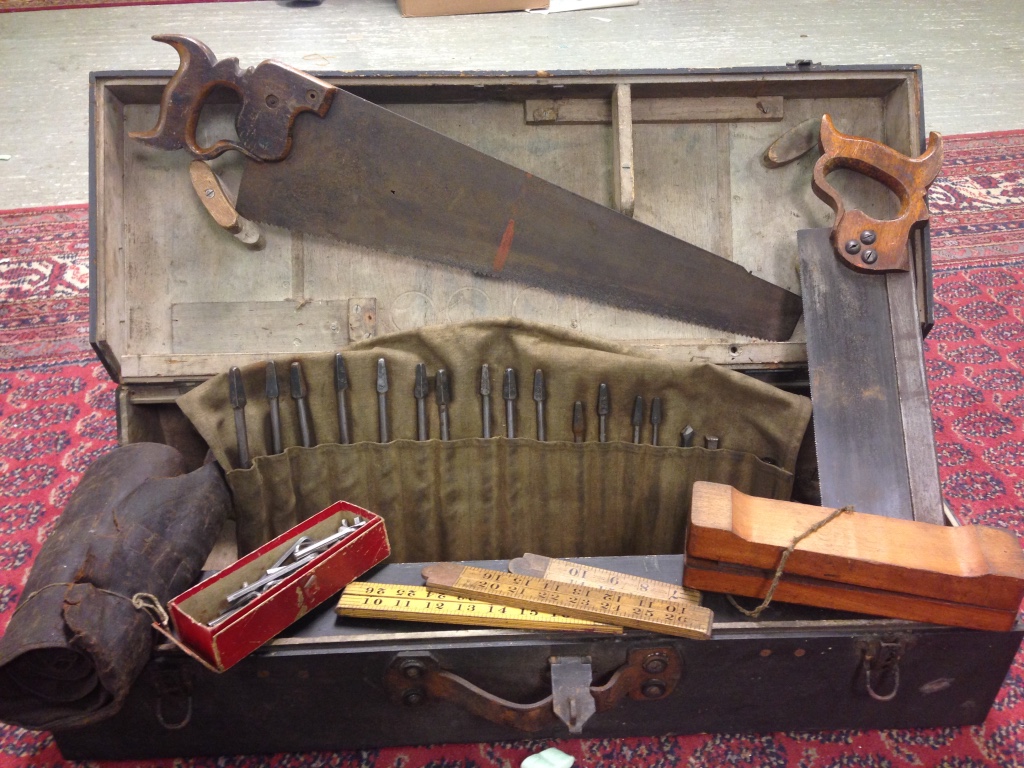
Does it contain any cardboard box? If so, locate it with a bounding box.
[397,0,548,17]
[168,502,390,671]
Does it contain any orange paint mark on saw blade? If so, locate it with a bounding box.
[494,219,515,272]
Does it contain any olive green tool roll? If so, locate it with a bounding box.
[179,320,811,558]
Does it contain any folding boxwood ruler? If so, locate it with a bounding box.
[422,563,713,639]
[336,582,621,633]
[508,553,702,605]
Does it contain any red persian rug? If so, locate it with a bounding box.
[2,130,1024,767]
[1,0,255,12]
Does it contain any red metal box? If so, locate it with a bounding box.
[168,502,390,671]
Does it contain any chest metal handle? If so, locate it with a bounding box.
[383,646,682,735]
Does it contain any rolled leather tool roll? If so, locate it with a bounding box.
[0,442,230,730]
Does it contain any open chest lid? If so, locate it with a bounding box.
[89,63,929,388]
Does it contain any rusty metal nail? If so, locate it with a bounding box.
[794,648,806,658]
[845,240,861,255]
[760,649,772,657]
[862,249,878,264]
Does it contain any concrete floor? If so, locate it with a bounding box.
[1,0,1023,209]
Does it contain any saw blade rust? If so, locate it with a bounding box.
[235,87,801,341]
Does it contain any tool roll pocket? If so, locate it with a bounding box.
[226,440,792,559]
[179,319,812,557]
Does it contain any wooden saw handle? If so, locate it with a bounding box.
[129,35,335,161]
[811,114,943,272]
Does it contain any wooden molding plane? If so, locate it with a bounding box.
[685,482,1024,631]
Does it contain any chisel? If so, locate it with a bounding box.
[650,397,662,446]
[597,383,610,443]
[335,353,351,444]
[436,368,451,441]
[414,362,429,441]
[290,362,313,448]
[631,395,644,444]
[229,366,251,469]
[533,369,547,441]
[572,401,585,444]
[480,364,492,438]
[503,367,517,439]
[376,357,390,443]
[265,361,282,455]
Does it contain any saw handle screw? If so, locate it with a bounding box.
[845,239,861,255]
[860,229,877,245]
[862,249,878,264]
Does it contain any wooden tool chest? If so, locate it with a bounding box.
[54,61,1023,758]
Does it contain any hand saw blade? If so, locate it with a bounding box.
[798,227,943,524]
[235,87,801,341]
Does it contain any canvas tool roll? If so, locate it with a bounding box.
[181,320,811,559]
[0,443,230,730]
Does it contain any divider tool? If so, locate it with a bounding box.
[423,563,713,639]
[337,582,622,633]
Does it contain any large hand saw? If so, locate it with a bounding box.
[801,115,944,524]
[131,35,801,342]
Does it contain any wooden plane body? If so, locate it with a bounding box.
[685,482,1024,631]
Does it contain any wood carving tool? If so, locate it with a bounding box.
[336,582,622,634]
[334,353,351,445]
[503,368,517,439]
[265,361,282,455]
[435,368,451,441]
[572,401,585,444]
[685,482,1024,631]
[533,369,547,441]
[228,367,251,469]
[597,383,609,443]
[479,364,492,438]
[802,115,944,524]
[414,363,429,441]
[679,425,694,448]
[376,357,390,443]
[289,362,313,448]
[508,553,701,605]
[132,36,802,342]
[423,563,713,639]
[631,395,644,444]
[649,397,662,446]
